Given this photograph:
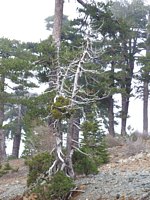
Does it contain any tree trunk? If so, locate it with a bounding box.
[121,95,129,136]
[12,105,22,158]
[143,11,150,135]
[121,41,134,136]
[12,132,21,158]
[66,116,75,178]
[47,0,65,177]
[108,95,115,137]
[72,112,80,147]
[143,81,148,135]
[108,61,115,137]
[0,76,6,164]
[52,0,64,46]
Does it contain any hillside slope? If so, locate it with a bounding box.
[0,138,150,200]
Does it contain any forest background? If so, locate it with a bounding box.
[0,0,150,158]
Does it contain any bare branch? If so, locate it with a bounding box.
[73,122,81,130]
[77,0,86,7]
[48,160,58,175]
[72,145,90,156]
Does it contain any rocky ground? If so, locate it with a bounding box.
[0,137,150,200]
[74,152,150,200]
[0,159,28,200]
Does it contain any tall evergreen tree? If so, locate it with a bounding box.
[142,10,150,135]
[0,38,37,159]
[111,0,148,135]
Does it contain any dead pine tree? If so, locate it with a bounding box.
[47,0,110,179]
[47,34,109,178]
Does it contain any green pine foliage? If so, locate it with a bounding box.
[26,152,54,186]
[26,153,75,200]
[72,117,109,176]
[80,118,109,169]
[73,148,98,175]
[0,162,13,177]
[49,171,75,199]
[32,171,75,200]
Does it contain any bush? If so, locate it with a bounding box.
[72,138,109,176]
[50,171,75,199]
[73,148,98,175]
[32,171,75,200]
[26,152,54,186]
[93,139,109,165]
[81,119,109,170]
[3,162,12,170]
[0,169,7,177]
[0,162,12,177]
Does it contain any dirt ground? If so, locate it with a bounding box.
[0,159,28,200]
[0,137,150,200]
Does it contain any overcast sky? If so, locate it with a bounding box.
[0,0,78,42]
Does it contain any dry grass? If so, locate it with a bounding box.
[125,136,146,156]
[105,134,124,148]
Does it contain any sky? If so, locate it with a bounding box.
[0,0,78,42]
[0,0,149,143]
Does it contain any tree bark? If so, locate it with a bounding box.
[143,11,150,135]
[121,40,134,136]
[77,0,86,7]
[12,132,21,158]
[143,81,148,135]
[12,105,22,158]
[52,0,64,46]
[108,61,115,137]
[121,95,129,136]
[108,95,115,137]
[72,112,80,147]
[66,116,75,178]
[48,0,66,176]
[0,75,6,164]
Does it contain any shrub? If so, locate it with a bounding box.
[7,155,17,160]
[81,120,109,169]
[3,162,12,170]
[32,171,75,200]
[95,138,109,164]
[50,171,75,199]
[26,152,54,186]
[73,148,98,175]
[0,162,12,177]
[0,169,7,177]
